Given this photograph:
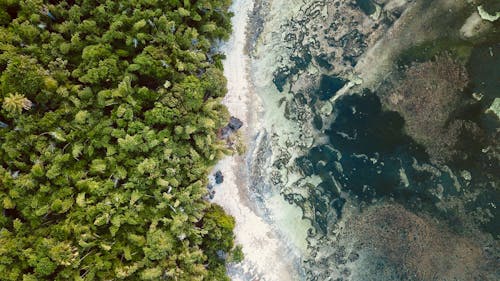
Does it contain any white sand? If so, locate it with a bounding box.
[211,0,303,280]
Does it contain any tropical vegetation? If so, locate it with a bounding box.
[0,0,239,280]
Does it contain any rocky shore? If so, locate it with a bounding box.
[211,0,308,280]
[215,0,499,280]
[245,0,499,280]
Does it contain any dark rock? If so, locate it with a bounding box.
[219,126,232,139]
[207,183,214,190]
[218,116,244,140]
[206,189,215,200]
[228,116,243,130]
[215,170,224,184]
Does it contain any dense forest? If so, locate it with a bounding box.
[0,0,241,280]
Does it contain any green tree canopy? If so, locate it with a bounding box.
[0,0,238,280]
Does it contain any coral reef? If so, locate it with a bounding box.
[348,204,496,280]
[247,0,499,280]
[305,203,499,281]
[382,55,477,163]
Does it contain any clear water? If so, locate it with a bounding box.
[232,0,500,279]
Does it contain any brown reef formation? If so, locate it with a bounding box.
[346,203,497,280]
[382,54,481,163]
[306,203,499,281]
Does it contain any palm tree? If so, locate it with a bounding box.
[2,93,33,113]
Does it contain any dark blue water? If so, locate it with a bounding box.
[297,87,499,236]
[316,75,346,101]
[356,0,376,15]
[298,92,424,231]
[271,47,499,237]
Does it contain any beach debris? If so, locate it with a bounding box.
[2,93,33,113]
[0,121,8,128]
[147,19,155,28]
[214,170,224,184]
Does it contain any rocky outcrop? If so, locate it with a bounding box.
[215,170,224,184]
[228,116,243,130]
[219,116,243,139]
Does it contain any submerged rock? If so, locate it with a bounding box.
[460,11,492,39]
[381,54,473,163]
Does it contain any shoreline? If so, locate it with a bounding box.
[211,0,303,280]
[213,0,500,279]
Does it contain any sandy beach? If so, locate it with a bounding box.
[210,0,304,280]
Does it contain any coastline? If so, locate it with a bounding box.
[213,0,500,280]
[211,0,304,280]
